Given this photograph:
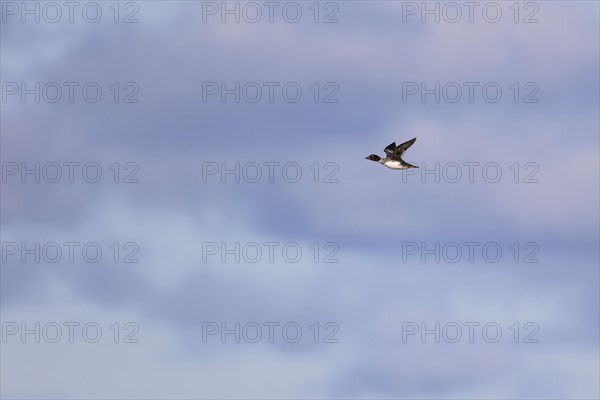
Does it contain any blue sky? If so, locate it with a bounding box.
[1,1,599,398]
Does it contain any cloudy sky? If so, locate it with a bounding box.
[1,1,599,399]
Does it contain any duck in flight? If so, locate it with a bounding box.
[366,138,419,169]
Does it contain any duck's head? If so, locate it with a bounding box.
[365,154,381,162]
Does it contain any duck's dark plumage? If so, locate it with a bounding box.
[394,137,416,155]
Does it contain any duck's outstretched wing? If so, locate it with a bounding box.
[394,137,416,156]
[384,142,396,156]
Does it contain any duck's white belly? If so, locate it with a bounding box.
[383,160,406,169]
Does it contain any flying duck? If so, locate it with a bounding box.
[365,138,419,169]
